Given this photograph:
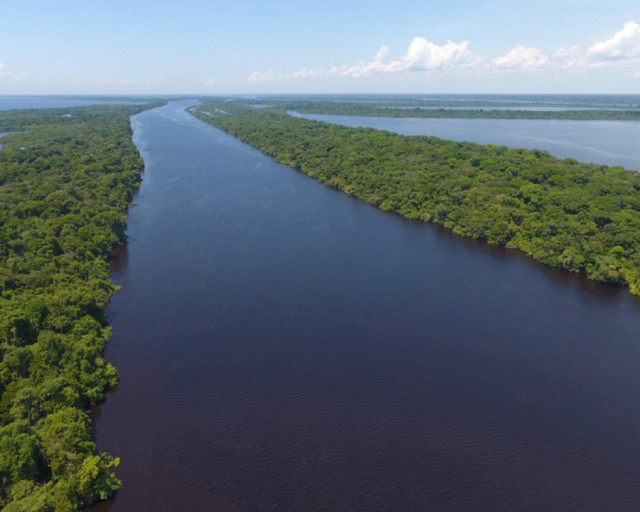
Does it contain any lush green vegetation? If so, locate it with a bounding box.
[0,103,157,511]
[192,100,640,295]
[279,100,640,120]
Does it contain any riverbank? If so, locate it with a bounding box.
[0,103,158,511]
[191,100,640,297]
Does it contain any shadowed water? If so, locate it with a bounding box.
[93,100,640,512]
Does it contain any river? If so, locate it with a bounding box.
[92,100,640,512]
[289,112,640,171]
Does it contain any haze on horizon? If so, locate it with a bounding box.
[1,0,639,96]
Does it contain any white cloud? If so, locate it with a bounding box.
[550,21,640,74]
[493,45,548,70]
[97,77,167,89]
[100,78,135,86]
[374,45,390,62]
[0,62,25,81]
[336,45,404,77]
[247,68,324,82]
[335,38,481,78]
[205,78,217,86]
[553,46,586,69]
[291,68,324,79]
[245,22,640,86]
[246,37,482,83]
[247,70,278,83]
[402,38,481,71]
[587,21,640,67]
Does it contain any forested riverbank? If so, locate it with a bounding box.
[192,100,640,296]
[0,103,158,511]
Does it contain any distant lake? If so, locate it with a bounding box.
[290,112,640,171]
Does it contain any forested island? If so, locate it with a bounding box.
[0,103,158,511]
[277,100,640,121]
[192,100,640,296]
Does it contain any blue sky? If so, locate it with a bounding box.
[1,0,639,94]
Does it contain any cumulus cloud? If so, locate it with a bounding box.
[403,38,481,70]
[245,22,640,85]
[0,62,25,81]
[246,68,324,83]
[553,46,586,69]
[587,21,640,67]
[548,21,640,73]
[335,38,481,78]
[100,78,135,86]
[493,45,548,70]
[335,45,404,77]
[247,70,278,83]
[246,37,483,83]
[98,77,167,89]
[290,68,324,79]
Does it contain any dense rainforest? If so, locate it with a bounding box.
[0,103,157,511]
[192,100,640,296]
[277,100,640,121]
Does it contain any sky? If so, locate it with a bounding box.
[1,0,639,95]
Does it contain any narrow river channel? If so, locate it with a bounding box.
[93,100,640,512]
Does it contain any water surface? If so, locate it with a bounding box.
[290,112,640,171]
[94,101,640,512]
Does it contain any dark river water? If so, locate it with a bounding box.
[92,100,640,512]
[290,112,640,172]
